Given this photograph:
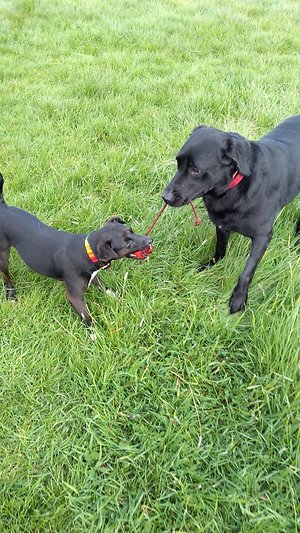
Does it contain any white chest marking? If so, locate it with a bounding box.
[88,269,100,287]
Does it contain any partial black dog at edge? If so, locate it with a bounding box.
[0,174,151,326]
[162,115,300,313]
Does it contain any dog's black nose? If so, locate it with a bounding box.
[162,189,174,205]
[146,236,153,245]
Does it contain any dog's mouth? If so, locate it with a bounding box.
[187,187,216,203]
[163,184,215,207]
[129,244,153,260]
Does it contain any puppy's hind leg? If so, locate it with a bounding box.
[198,227,231,271]
[0,245,17,300]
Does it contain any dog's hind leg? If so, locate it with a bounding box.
[0,243,16,300]
[64,276,93,327]
[198,227,231,271]
[229,231,272,313]
[0,244,17,300]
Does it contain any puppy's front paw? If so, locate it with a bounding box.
[6,288,17,301]
[229,291,246,314]
[106,288,116,299]
[197,258,216,272]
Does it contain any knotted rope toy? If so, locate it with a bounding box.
[131,201,200,260]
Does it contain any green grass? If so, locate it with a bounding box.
[0,0,299,530]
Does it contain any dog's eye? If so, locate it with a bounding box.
[191,166,201,175]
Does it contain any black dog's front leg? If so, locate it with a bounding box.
[230,231,272,313]
[64,276,92,327]
[198,226,231,271]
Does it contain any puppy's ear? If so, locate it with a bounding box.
[97,240,119,261]
[191,124,205,134]
[108,216,125,225]
[219,133,252,176]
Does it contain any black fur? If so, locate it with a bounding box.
[0,174,151,326]
[162,115,300,312]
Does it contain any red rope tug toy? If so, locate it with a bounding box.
[131,201,200,260]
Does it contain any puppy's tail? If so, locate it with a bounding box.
[0,173,6,204]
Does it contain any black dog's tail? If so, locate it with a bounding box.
[0,173,6,204]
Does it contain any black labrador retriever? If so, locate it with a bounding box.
[0,173,152,326]
[162,115,300,313]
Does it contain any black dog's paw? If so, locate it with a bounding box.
[197,258,217,272]
[229,291,246,314]
[6,288,17,301]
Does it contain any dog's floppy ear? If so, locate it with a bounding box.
[191,124,205,135]
[96,240,119,261]
[219,133,252,176]
[108,216,125,225]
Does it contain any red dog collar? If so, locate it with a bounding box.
[226,170,245,191]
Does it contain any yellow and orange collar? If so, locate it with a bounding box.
[85,236,100,264]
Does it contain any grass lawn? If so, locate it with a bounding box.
[0,0,299,530]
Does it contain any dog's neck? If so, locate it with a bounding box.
[84,235,111,270]
[202,162,259,220]
[206,165,251,200]
[225,170,245,190]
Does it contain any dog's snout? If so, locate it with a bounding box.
[162,188,183,206]
[162,189,175,205]
[146,236,153,245]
